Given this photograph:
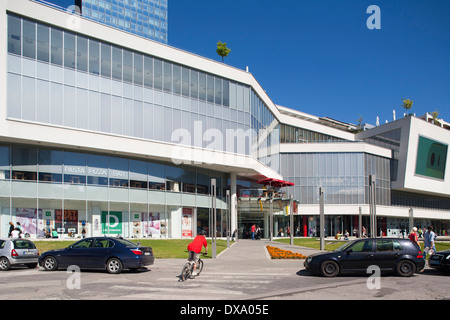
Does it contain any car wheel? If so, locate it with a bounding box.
[106,258,123,274]
[320,260,340,277]
[0,257,11,271]
[43,256,58,271]
[396,260,416,277]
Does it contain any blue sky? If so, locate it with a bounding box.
[46,0,450,126]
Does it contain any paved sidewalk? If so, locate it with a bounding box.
[206,239,322,274]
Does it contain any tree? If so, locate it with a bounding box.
[431,109,440,125]
[216,41,231,63]
[401,98,413,116]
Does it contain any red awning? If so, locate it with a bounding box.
[256,178,295,187]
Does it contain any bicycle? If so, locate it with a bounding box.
[180,252,206,281]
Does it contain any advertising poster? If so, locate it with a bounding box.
[182,208,193,238]
[101,211,122,234]
[415,136,448,180]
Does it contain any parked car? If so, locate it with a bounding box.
[39,237,154,274]
[428,249,450,273]
[0,238,40,271]
[304,238,425,277]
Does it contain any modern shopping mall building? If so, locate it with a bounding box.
[1,0,449,240]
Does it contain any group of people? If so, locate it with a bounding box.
[408,225,438,259]
[8,222,23,239]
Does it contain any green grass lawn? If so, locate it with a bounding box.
[34,239,232,259]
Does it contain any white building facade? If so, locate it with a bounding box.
[1,0,448,240]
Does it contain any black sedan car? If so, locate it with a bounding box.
[428,249,450,273]
[39,237,154,274]
[304,238,425,277]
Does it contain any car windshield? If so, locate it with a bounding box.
[333,240,357,252]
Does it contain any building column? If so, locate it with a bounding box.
[230,172,237,238]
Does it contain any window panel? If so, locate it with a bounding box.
[88,39,100,75]
[122,49,133,83]
[101,43,111,77]
[8,15,21,55]
[153,58,162,90]
[22,19,36,59]
[163,61,172,93]
[188,69,196,98]
[133,52,143,85]
[51,28,63,66]
[112,46,122,80]
[143,55,153,88]
[64,32,76,69]
[36,23,49,62]
[76,36,88,72]
[172,64,181,94]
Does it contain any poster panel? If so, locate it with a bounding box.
[415,136,448,180]
[182,208,193,238]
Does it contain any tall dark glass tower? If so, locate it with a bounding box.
[34,0,168,43]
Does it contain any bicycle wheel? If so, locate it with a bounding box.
[196,259,204,276]
[181,262,191,281]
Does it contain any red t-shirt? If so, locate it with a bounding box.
[187,235,208,253]
[409,232,418,243]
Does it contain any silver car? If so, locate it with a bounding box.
[0,238,40,271]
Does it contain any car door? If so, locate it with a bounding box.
[339,239,375,272]
[84,239,115,268]
[60,238,93,268]
[373,239,401,270]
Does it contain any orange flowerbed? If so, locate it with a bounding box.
[266,245,307,260]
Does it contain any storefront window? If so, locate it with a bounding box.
[108,156,129,188]
[38,148,63,183]
[87,154,108,186]
[12,146,37,181]
[0,145,10,180]
[63,151,86,184]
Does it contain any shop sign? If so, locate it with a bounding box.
[102,211,122,234]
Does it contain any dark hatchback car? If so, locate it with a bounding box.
[428,249,450,273]
[304,238,425,277]
[39,237,154,274]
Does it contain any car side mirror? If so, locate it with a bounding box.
[68,245,73,250]
[346,249,353,254]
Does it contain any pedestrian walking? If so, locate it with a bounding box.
[423,225,437,260]
[8,222,14,238]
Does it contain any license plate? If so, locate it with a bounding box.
[144,252,151,256]
[24,252,35,256]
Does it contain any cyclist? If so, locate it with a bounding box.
[187,230,208,276]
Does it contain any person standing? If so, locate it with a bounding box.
[408,227,419,246]
[251,224,256,240]
[8,222,14,238]
[423,225,437,260]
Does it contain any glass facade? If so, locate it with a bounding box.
[280,124,347,144]
[82,0,168,43]
[6,14,279,170]
[35,0,168,43]
[280,152,391,206]
[0,143,228,239]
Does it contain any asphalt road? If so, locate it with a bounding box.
[0,239,449,301]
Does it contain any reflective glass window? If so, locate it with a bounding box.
[88,39,100,75]
[129,159,148,189]
[199,72,206,101]
[186,69,195,98]
[101,43,111,77]
[112,46,122,80]
[36,23,50,62]
[51,28,63,66]
[222,80,229,106]
[122,49,133,83]
[12,146,37,181]
[133,52,143,85]
[64,32,76,69]
[63,151,86,184]
[163,61,172,93]
[87,154,108,185]
[0,145,10,180]
[7,15,21,55]
[22,19,36,59]
[153,58,162,90]
[77,36,88,72]
[143,55,153,87]
[207,74,214,103]
[172,64,181,94]
[108,156,129,187]
[38,148,63,183]
[148,162,165,190]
